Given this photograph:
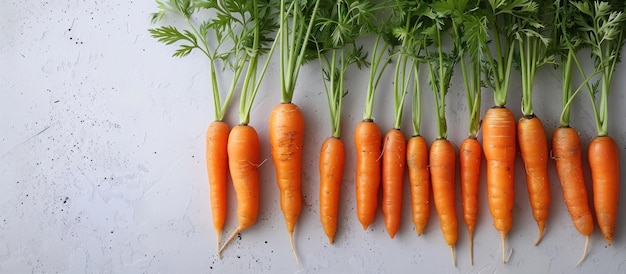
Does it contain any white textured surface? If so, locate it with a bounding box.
[3,1,626,273]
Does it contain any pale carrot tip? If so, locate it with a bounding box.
[219,228,241,255]
[534,225,545,246]
[450,246,456,267]
[289,232,300,265]
[469,234,474,266]
[500,231,512,264]
[575,235,590,267]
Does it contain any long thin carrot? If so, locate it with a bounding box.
[382,129,406,239]
[205,121,230,254]
[459,137,480,263]
[269,103,304,260]
[482,107,516,263]
[319,137,345,243]
[220,125,260,251]
[407,135,429,236]
[354,120,382,230]
[552,127,593,263]
[517,115,550,245]
[589,136,620,245]
[429,139,457,265]
[450,5,485,264]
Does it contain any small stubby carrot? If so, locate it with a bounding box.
[552,126,594,264]
[589,136,620,245]
[430,138,457,265]
[517,115,550,245]
[459,136,481,263]
[482,107,516,263]
[407,135,430,236]
[354,120,382,230]
[319,137,345,244]
[382,129,406,239]
[205,121,230,255]
[269,102,304,261]
[219,125,260,254]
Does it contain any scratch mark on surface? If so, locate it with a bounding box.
[0,121,60,160]
[144,143,198,196]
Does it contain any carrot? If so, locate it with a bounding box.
[354,29,391,230]
[271,0,322,263]
[354,120,382,230]
[517,115,550,245]
[450,4,485,264]
[482,107,516,263]
[552,127,593,263]
[319,137,345,243]
[220,125,261,252]
[589,136,620,245]
[407,135,430,236]
[205,121,230,254]
[459,137,480,263]
[269,103,304,259]
[382,129,406,238]
[429,139,458,265]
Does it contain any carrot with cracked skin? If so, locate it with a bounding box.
[319,137,345,243]
[382,129,406,238]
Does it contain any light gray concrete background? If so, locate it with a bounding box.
[2,1,626,273]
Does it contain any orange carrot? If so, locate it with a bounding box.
[589,136,620,245]
[354,120,382,230]
[269,102,304,260]
[382,129,406,239]
[220,125,260,253]
[482,107,516,263]
[430,138,457,265]
[407,135,430,236]
[517,115,550,245]
[460,137,481,263]
[552,126,594,263]
[319,137,345,244]
[205,121,230,255]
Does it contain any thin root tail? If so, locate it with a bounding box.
[501,231,513,264]
[534,223,545,246]
[218,227,241,255]
[290,232,300,265]
[575,235,590,267]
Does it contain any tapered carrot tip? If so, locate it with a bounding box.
[450,246,456,267]
[327,235,334,244]
[501,231,512,264]
[387,230,397,239]
[575,235,590,267]
[469,233,474,265]
[361,223,369,230]
[289,232,300,264]
[534,221,545,246]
